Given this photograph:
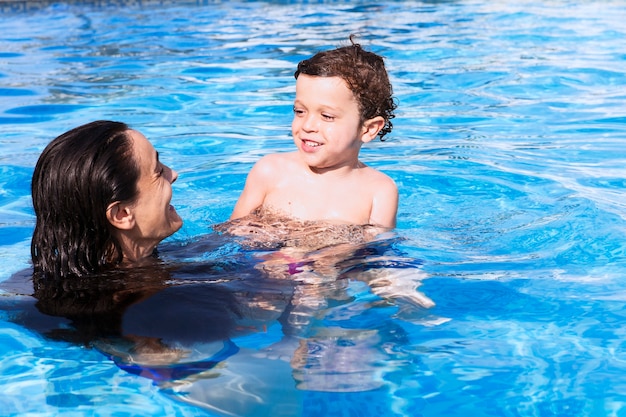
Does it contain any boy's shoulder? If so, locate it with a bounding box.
[360,163,398,196]
[362,163,396,183]
[258,151,297,163]
[255,151,298,168]
[251,152,299,177]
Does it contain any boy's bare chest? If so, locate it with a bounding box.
[264,178,372,224]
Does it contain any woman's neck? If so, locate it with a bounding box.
[116,235,159,266]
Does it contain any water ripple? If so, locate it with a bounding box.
[1,1,626,416]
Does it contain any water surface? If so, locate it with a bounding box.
[1,1,626,416]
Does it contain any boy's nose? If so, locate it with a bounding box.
[302,114,318,132]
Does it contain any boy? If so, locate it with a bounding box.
[231,38,399,230]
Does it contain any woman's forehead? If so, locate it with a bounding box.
[128,130,157,168]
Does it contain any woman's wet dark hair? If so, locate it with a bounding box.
[294,36,397,140]
[31,120,138,279]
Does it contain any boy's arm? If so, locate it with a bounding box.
[230,157,273,220]
[369,177,399,229]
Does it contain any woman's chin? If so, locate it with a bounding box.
[169,205,183,231]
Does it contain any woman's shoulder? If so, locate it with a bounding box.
[0,267,34,296]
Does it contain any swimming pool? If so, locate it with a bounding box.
[1,0,626,415]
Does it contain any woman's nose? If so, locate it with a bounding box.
[167,165,178,183]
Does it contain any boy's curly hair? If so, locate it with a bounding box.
[294,35,397,141]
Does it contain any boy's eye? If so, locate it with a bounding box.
[293,107,304,115]
[322,113,334,121]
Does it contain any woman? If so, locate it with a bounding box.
[24,122,289,384]
[31,120,183,279]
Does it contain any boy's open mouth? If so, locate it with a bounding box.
[302,139,321,147]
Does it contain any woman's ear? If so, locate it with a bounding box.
[106,201,135,230]
[360,116,385,143]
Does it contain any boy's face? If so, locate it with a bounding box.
[292,74,367,171]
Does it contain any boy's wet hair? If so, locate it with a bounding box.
[294,35,397,140]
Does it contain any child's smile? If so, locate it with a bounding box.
[292,74,364,170]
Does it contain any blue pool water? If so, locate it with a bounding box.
[1,1,626,416]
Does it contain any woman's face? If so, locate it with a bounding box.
[127,130,182,247]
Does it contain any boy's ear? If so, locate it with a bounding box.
[361,116,385,143]
[106,201,135,230]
